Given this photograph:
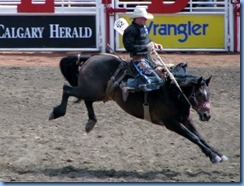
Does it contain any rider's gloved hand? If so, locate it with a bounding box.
[147,42,154,51]
[154,43,163,51]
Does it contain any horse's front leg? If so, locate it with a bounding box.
[84,100,97,133]
[165,120,222,163]
[185,119,228,162]
[49,85,78,120]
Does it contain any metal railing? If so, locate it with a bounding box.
[116,0,227,13]
[0,0,97,14]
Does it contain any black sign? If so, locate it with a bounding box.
[0,15,96,48]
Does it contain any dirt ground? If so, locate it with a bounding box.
[0,51,240,182]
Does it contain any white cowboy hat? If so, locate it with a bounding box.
[130,6,154,20]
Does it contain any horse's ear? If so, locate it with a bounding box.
[206,76,212,86]
[197,77,203,85]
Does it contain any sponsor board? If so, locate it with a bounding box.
[119,14,225,49]
[0,15,96,49]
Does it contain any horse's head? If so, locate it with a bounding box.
[189,76,212,121]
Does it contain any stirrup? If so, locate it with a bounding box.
[122,87,135,102]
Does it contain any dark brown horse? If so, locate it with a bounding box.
[49,53,228,163]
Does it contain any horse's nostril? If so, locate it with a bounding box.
[199,112,211,121]
[204,113,211,120]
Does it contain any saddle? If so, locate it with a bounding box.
[104,58,167,102]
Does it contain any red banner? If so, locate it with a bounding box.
[148,0,189,13]
[17,0,54,13]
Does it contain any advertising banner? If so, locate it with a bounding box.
[0,15,96,49]
[119,14,225,49]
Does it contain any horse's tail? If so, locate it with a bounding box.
[59,54,91,86]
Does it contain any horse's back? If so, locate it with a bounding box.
[80,53,123,80]
[76,53,124,100]
[86,53,123,66]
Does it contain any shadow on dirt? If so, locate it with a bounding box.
[18,165,181,181]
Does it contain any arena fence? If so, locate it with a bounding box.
[0,0,239,52]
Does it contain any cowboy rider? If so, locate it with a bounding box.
[121,5,164,101]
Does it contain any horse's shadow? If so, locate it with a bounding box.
[14,165,222,181]
[21,165,181,181]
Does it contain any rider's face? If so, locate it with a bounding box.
[134,17,147,26]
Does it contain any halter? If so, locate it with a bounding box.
[190,87,210,112]
[197,101,211,111]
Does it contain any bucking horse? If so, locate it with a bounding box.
[49,53,228,163]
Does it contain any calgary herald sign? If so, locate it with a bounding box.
[0,15,96,49]
[0,0,97,50]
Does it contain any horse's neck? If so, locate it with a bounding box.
[162,80,193,103]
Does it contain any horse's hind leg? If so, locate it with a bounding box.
[49,85,81,120]
[84,100,97,133]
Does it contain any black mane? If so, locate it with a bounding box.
[169,62,200,86]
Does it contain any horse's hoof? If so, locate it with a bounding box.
[49,110,65,121]
[85,120,96,133]
[49,112,55,121]
[220,155,229,162]
[211,155,222,163]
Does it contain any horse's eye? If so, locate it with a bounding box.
[196,90,201,96]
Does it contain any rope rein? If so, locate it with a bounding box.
[152,49,192,107]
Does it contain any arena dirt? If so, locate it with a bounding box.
[0,52,240,182]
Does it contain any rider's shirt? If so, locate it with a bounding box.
[123,21,151,57]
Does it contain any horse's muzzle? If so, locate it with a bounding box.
[199,111,211,121]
